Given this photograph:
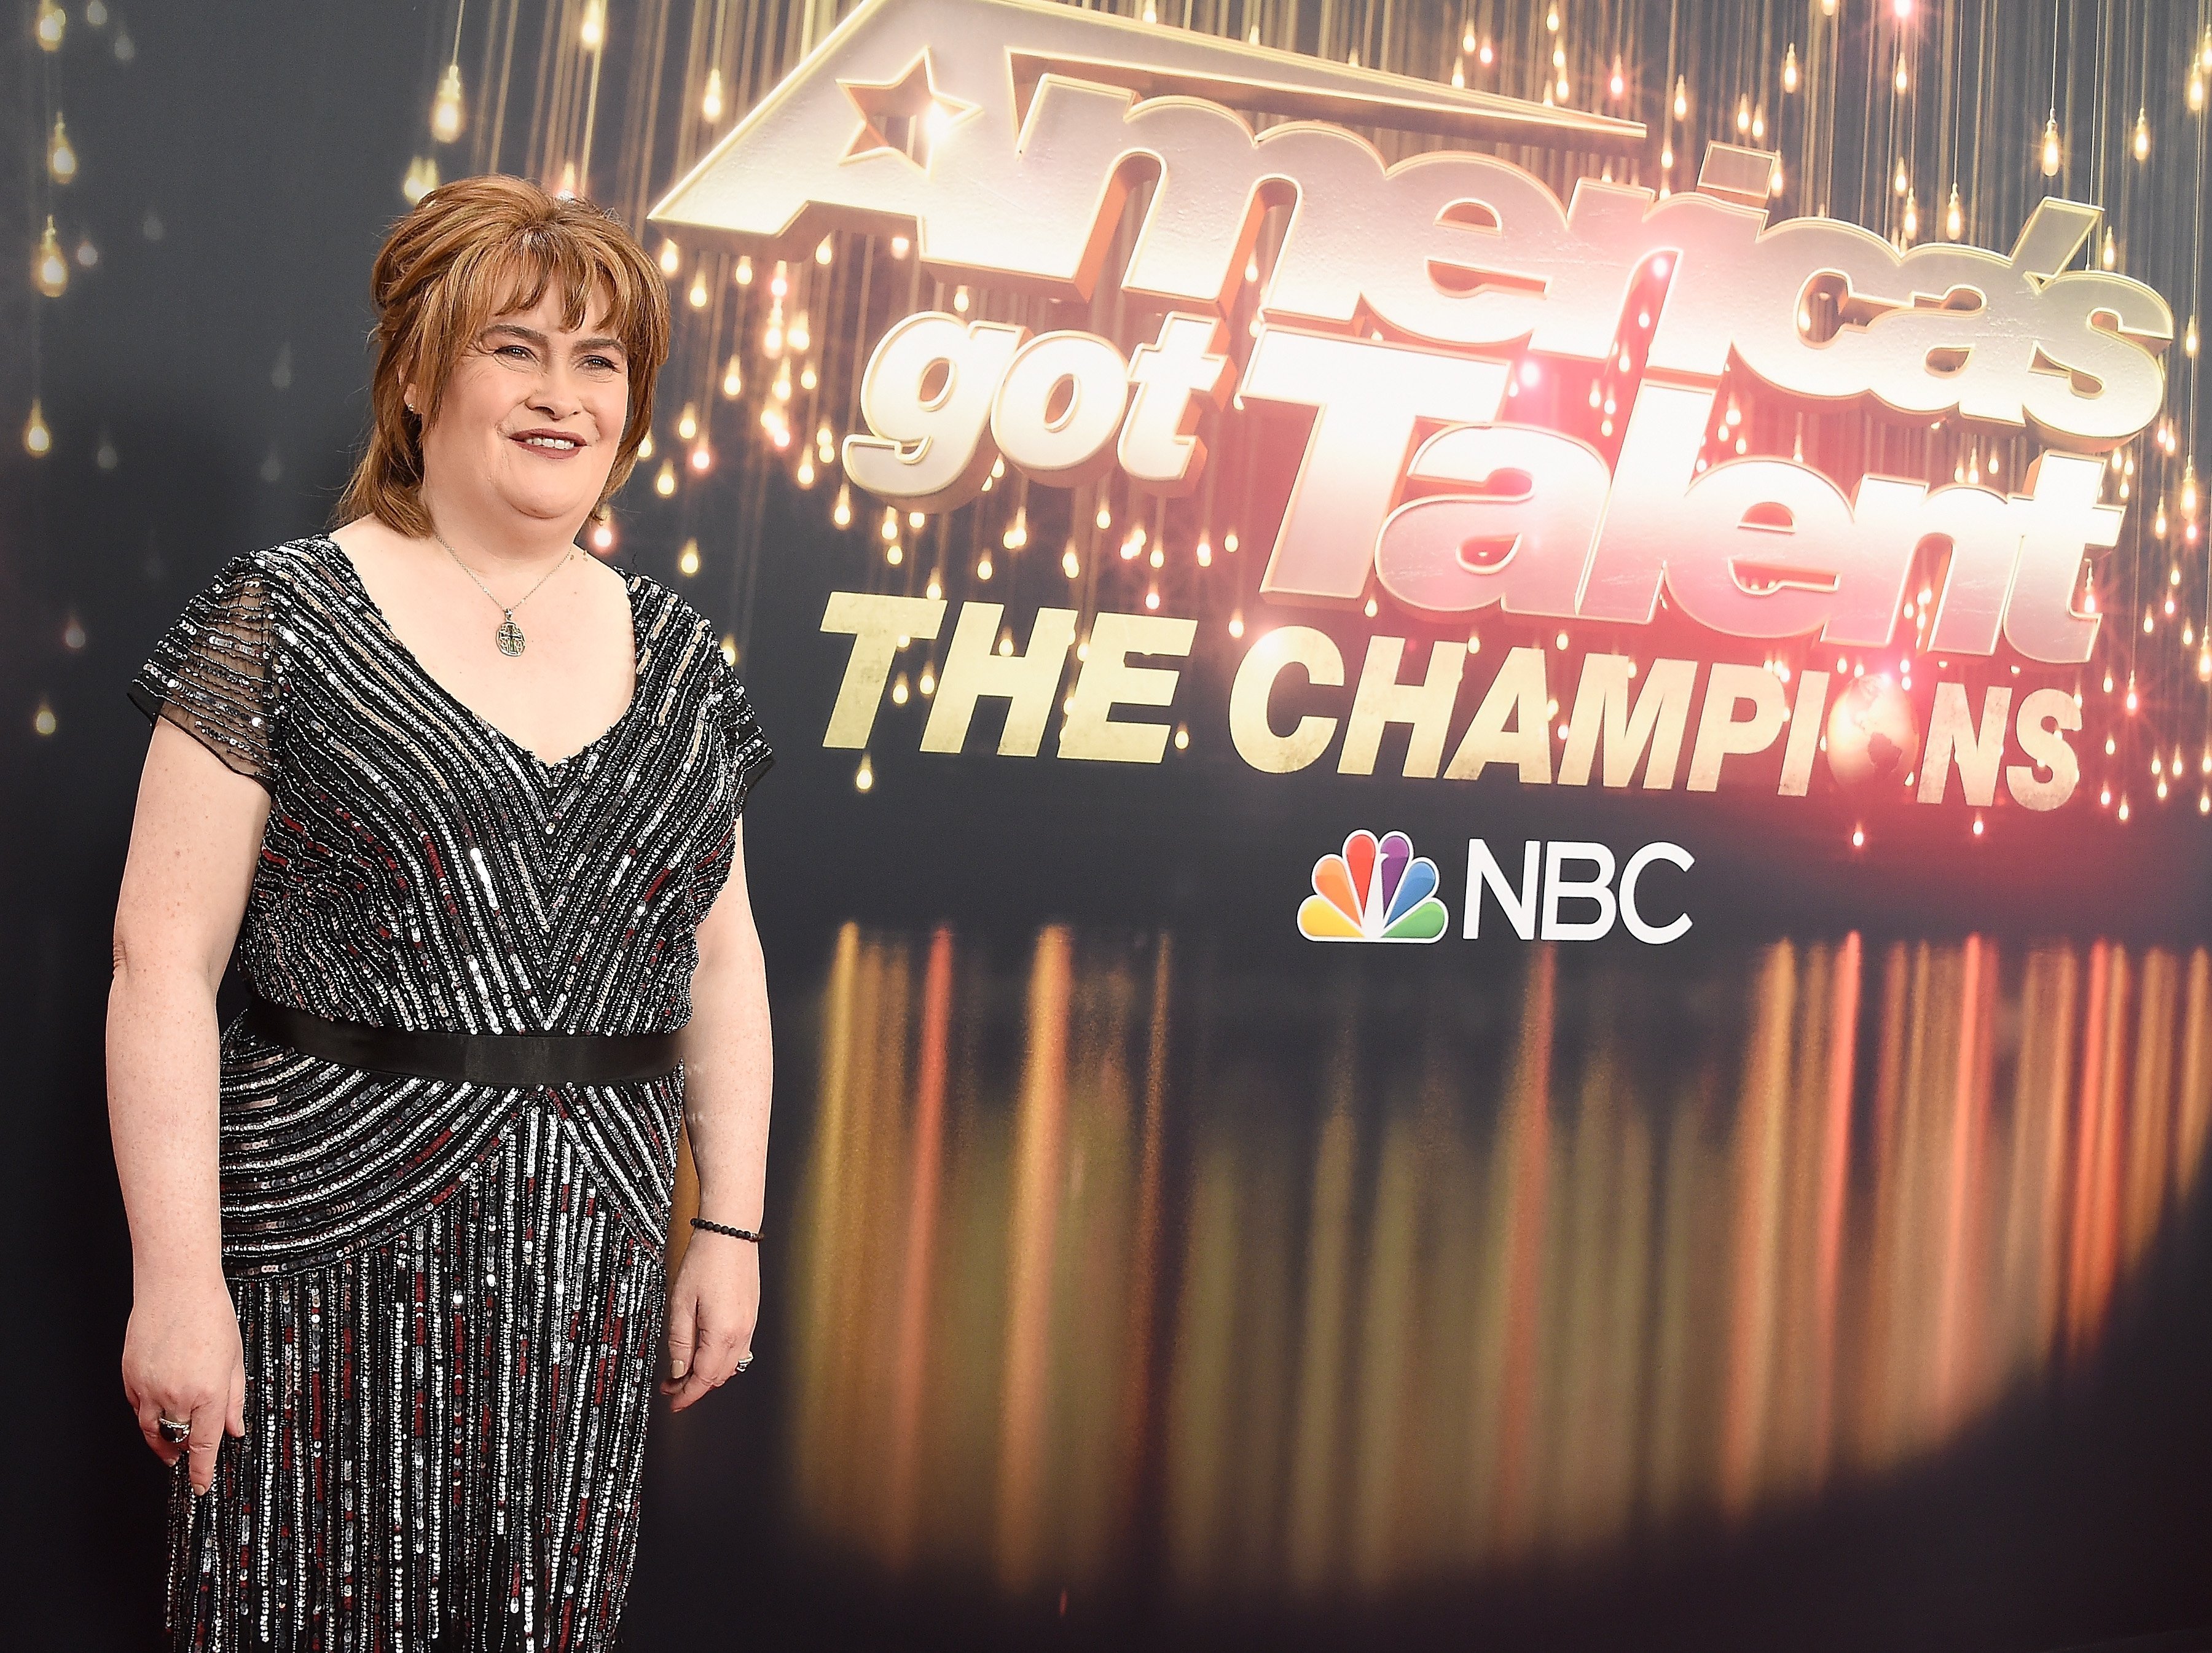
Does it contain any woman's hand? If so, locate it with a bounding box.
[660,1231,759,1410]
[122,1272,246,1492]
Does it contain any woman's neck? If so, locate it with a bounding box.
[418,487,584,575]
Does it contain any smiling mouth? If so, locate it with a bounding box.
[512,432,586,453]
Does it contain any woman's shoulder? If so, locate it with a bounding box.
[195,535,356,604]
[623,566,732,678]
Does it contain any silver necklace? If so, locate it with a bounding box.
[432,530,573,658]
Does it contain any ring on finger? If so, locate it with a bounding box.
[157,1416,192,1445]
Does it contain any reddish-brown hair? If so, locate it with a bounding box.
[335,174,671,537]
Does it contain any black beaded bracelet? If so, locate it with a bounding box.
[689,1217,763,1243]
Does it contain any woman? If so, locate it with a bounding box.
[106,175,773,1650]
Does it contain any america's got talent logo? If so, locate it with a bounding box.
[664,0,2173,816]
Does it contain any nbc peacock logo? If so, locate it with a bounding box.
[1297,830,1450,943]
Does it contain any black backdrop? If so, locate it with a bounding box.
[10,3,2212,1650]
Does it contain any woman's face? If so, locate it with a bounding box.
[411,283,630,536]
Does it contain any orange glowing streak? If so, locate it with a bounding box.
[794,924,864,1525]
[2120,951,2178,1270]
[1720,945,1794,1515]
[1808,932,1861,1472]
[994,925,1073,1590]
[1489,947,1555,1552]
[2178,952,2212,1195]
[1117,937,1174,1524]
[2065,945,2123,1353]
[885,926,955,1566]
[1931,936,1989,1427]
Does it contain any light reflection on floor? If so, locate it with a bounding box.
[774,928,2212,1598]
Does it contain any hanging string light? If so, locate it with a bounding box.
[23,400,52,456]
[721,355,743,398]
[1783,45,1799,93]
[701,67,726,123]
[1673,77,1688,120]
[1945,186,1964,239]
[33,219,68,297]
[2132,107,2149,162]
[47,115,76,184]
[402,156,439,203]
[579,0,606,53]
[2040,115,2062,177]
[34,0,63,50]
[433,63,466,144]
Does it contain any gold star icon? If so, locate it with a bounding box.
[839,52,978,171]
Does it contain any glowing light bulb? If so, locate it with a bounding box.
[402,157,440,206]
[1003,507,1029,550]
[2133,108,2149,162]
[637,432,654,461]
[22,399,51,456]
[952,286,970,314]
[701,67,725,123]
[1609,56,1625,100]
[677,404,699,442]
[1893,156,1909,195]
[579,0,605,53]
[1661,142,1674,170]
[2041,116,2061,177]
[1062,544,1080,578]
[2183,461,2200,517]
[1673,77,1688,120]
[47,115,75,184]
[1945,186,1963,239]
[678,539,700,577]
[772,362,791,403]
[34,0,63,50]
[833,484,852,528]
[1547,7,1559,32]
[889,235,909,259]
[734,255,753,285]
[33,218,68,297]
[855,754,873,792]
[1736,95,1752,134]
[1479,38,1494,66]
[2194,72,2208,114]
[432,63,465,143]
[815,235,833,266]
[689,439,713,474]
[881,508,900,543]
[1228,611,1245,638]
[976,553,993,580]
[1463,23,1475,53]
[721,356,743,399]
[2156,498,2169,536]
[2186,316,2200,358]
[790,313,811,353]
[892,674,909,706]
[556,162,577,198]
[1096,501,1112,531]
[1894,57,1908,95]
[654,461,676,497]
[659,239,682,278]
[687,267,708,308]
[1751,105,1765,141]
[1902,189,1918,240]
[1782,47,1800,94]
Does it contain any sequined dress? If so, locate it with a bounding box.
[128,537,772,1652]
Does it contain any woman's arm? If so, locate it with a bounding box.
[661,817,772,1410]
[108,720,270,1491]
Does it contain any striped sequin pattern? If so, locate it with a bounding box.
[132,538,771,1651]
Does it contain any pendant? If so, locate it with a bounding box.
[496,615,527,657]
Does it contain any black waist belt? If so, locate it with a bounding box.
[242,991,682,1087]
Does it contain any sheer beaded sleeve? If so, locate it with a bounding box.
[128,552,281,789]
[691,649,773,913]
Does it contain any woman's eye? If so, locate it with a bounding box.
[582,355,619,373]
[496,344,534,361]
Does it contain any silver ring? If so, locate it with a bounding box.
[157,1416,192,1444]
